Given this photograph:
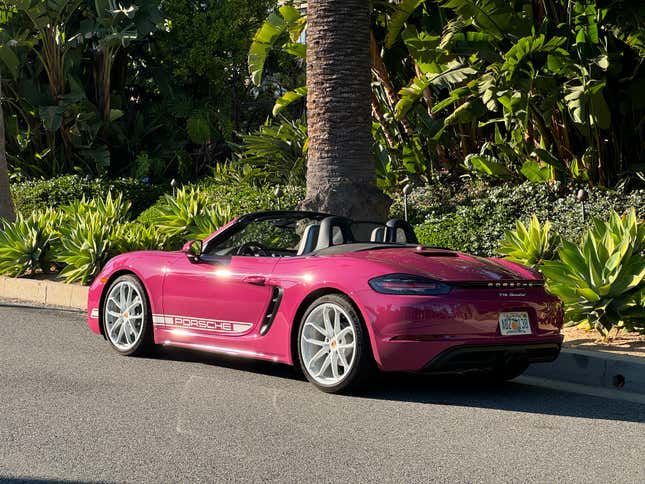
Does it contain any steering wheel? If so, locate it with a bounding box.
[236,241,270,257]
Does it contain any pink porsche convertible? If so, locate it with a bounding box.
[87,211,564,393]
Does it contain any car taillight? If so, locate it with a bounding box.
[368,274,451,295]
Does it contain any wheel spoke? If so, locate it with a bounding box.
[304,321,327,337]
[116,323,125,344]
[119,284,127,307]
[303,336,325,346]
[109,318,123,339]
[126,297,141,312]
[306,348,328,374]
[123,322,133,345]
[323,307,334,337]
[336,326,352,341]
[337,348,350,368]
[333,309,341,335]
[315,354,332,378]
[107,297,122,312]
[107,309,121,318]
[330,353,339,379]
[337,343,353,350]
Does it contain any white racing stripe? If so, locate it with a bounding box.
[152,313,253,335]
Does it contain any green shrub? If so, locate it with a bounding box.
[11,175,165,217]
[541,209,645,336]
[0,211,57,277]
[199,180,305,215]
[403,182,645,256]
[497,216,560,268]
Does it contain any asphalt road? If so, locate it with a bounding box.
[1,304,644,484]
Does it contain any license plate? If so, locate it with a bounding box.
[499,312,531,336]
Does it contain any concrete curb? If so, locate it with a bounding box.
[0,276,88,311]
[526,348,645,396]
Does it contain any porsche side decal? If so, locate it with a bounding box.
[152,314,253,335]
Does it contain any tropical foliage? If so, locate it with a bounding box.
[0,0,277,180]
[541,209,645,336]
[247,0,645,189]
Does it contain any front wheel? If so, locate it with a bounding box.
[297,294,373,393]
[102,274,154,356]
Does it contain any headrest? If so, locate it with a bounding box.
[370,226,385,242]
[297,223,321,255]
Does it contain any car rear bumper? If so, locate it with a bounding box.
[372,335,563,372]
[421,341,562,373]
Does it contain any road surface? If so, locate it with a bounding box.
[1,304,643,483]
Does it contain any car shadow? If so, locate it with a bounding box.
[154,346,645,424]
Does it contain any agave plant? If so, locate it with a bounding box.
[62,192,131,225]
[497,215,560,268]
[155,187,233,245]
[112,222,167,254]
[190,204,233,242]
[57,212,114,284]
[541,208,645,336]
[0,211,57,276]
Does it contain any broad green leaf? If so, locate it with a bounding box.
[187,115,210,144]
[282,42,306,59]
[385,0,425,48]
[248,13,287,86]
[272,86,307,116]
[520,160,551,182]
[466,154,514,179]
[38,105,64,132]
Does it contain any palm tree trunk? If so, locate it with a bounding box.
[0,72,16,221]
[301,0,390,221]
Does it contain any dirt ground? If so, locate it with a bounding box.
[563,325,645,358]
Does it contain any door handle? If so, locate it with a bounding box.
[243,275,266,286]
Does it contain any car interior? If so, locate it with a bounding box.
[203,212,418,258]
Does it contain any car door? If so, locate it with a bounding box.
[158,254,278,346]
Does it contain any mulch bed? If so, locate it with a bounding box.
[563,326,645,358]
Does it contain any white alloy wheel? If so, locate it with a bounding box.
[300,302,357,387]
[104,280,146,352]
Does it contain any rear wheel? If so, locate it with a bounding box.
[297,294,373,393]
[102,275,153,356]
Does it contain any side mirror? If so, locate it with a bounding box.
[181,240,202,263]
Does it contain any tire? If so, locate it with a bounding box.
[102,274,154,356]
[297,294,373,394]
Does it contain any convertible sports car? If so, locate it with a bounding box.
[87,210,564,393]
